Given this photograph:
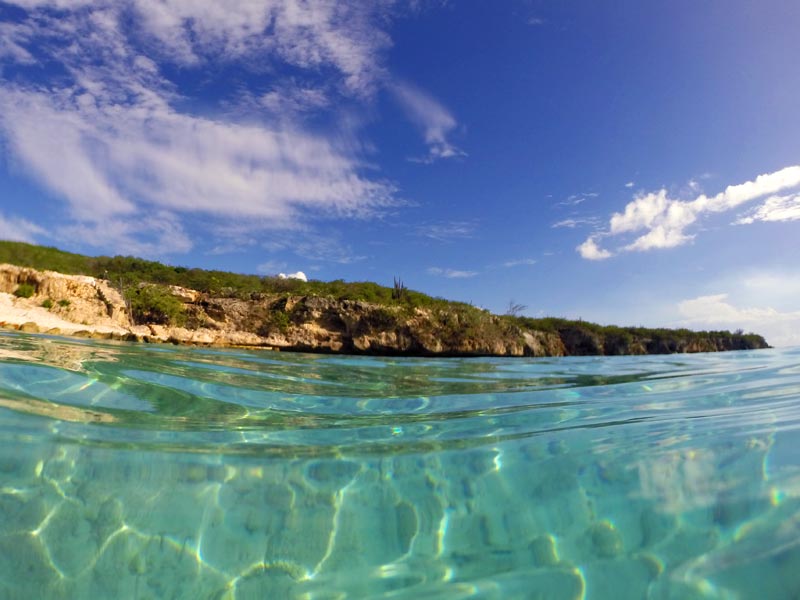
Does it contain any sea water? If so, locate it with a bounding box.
[0,331,799,599]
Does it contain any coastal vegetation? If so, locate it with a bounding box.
[12,281,35,298]
[0,241,482,311]
[0,241,768,355]
[126,284,187,326]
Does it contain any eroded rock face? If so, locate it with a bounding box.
[0,264,769,356]
[0,265,565,355]
[0,264,130,329]
[0,265,131,337]
[523,331,567,357]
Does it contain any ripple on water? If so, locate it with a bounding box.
[0,332,800,598]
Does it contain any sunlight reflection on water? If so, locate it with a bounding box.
[1,331,799,598]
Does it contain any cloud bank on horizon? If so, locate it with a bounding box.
[678,292,800,349]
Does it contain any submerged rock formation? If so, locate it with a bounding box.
[0,264,769,356]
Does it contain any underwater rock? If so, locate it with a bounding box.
[529,534,561,566]
[588,520,624,558]
[19,321,39,333]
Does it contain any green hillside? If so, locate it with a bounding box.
[0,240,768,354]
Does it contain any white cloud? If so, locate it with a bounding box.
[580,165,800,258]
[278,271,307,281]
[624,181,634,188]
[622,225,693,252]
[577,236,612,260]
[735,193,800,225]
[390,81,465,162]
[0,1,401,254]
[677,293,800,347]
[0,211,45,243]
[427,267,477,278]
[609,189,670,235]
[0,85,394,222]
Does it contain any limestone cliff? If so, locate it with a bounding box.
[0,265,129,336]
[0,264,769,356]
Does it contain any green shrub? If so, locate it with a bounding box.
[58,299,71,307]
[41,298,53,309]
[14,283,35,298]
[127,284,186,326]
[257,310,291,336]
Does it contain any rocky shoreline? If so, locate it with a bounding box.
[0,263,769,356]
[0,265,276,347]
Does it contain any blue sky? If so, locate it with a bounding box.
[1,1,799,345]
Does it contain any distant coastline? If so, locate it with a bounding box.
[0,241,769,357]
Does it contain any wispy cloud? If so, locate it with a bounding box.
[206,238,259,256]
[0,85,395,221]
[552,217,601,229]
[578,165,800,259]
[263,231,365,264]
[58,212,193,257]
[502,258,537,267]
[416,221,476,242]
[292,236,366,264]
[554,192,598,208]
[735,193,800,224]
[427,267,477,279]
[256,259,288,275]
[130,0,392,96]
[390,81,465,163]
[0,1,403,254]
[0,211,45,243]
[624,181,634,188]
[0,20,36,65]
[260,83,330,118]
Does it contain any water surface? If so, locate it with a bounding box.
[1,330,799,598]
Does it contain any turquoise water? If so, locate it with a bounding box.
[1,331,799,599]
